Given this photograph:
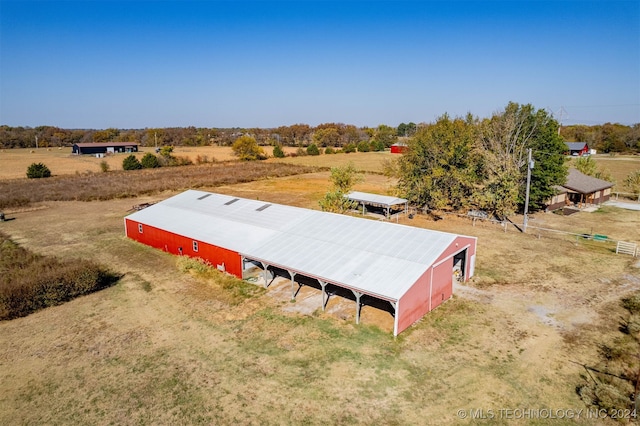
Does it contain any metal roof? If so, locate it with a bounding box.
[565,142,588,151]
[346,191,408,207]
[126,190,469,302]
[74,142,139,147]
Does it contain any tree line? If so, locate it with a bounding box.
[2,120,638,153]
[0,123,403,150]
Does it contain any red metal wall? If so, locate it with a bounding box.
[395,236,477,335]
[396,268,430,335]
[390,145,407,154]
[124,219,243,278]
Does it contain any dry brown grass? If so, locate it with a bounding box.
[0,171,638,424]
[0,161,314,209]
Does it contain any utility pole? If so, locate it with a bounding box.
[35,136,38,149]
[557,106,567,135]
[523,148,533,232]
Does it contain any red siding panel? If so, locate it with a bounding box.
[124,219,243,278]
[396,268,431,335]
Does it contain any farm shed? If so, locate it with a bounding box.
[565,142,590,156]
[346,191,408,219]
[390,142,408,154]
[124,190,477,336]
[72,142,139,155]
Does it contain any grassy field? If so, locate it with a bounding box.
[2,146,638,191]
[0,163,639,424]
[0,148,639,424]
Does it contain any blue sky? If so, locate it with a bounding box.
[1,0,638,129]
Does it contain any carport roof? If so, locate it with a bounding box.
[126,190,471,301]
[346,191,408,207]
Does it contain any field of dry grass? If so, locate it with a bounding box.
[0,166,639,424]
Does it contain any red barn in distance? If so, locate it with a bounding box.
[390,142,408,154]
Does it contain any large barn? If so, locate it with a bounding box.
[72,142,139,155]
[124,190,477,335]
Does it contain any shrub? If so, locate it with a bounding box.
[343,143,356,153]
[371,140,386,152]
[325,146,336,154]
[232,135,265,161]
[140,153,160,168]
[0,231,120,320]
[26,163,51,179]
[306,143,320,156]
[357,140,371,152]
[273,144,285,158]
[122,154,142,170]
[296,147,307,156]
[99,160,110,172]
[159,145,174,156]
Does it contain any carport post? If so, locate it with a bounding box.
[288,270,297,300]
[318,280,327,311]
[260,262,271,288]
[352,291,362,325]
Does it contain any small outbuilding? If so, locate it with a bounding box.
[124,190,478,336]
[390,142,408,154]
[72,142,139,155]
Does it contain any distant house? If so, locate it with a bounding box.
[565,142,590,156]
[546,168,613,211]
[390,142,408,154]
[72,142,139,155]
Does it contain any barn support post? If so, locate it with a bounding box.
[352,291,363,325]
[392,300,399,337]
[260,262,272,288]
[288,270,297,300]
[318,280,328,311]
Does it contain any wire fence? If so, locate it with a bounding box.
[612,191,640,202]
[464,214,638,257]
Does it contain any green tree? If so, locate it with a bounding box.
[140,153,160,168]
[306,143,320,156]
[343,143,356,153]
[396,114,480,211]
[397,122,417,137]
[92,128,120,142]
[574,156,613,181]
[319,162,364,213]
[273,144,285,158]
[479,102,567,216]
[232,135,264,161]
[624,170,640,200]
[313,127,340,147]
[374,124,398,148]
[574,156,598,176]
[26,163,51,179]
[122,154,142,170]
[357,140,370,152]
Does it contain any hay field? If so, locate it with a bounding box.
[0,171,639,425]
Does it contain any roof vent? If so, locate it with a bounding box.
[224,198,239,205]
[197,194,212,200]
[256,203,272,212]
